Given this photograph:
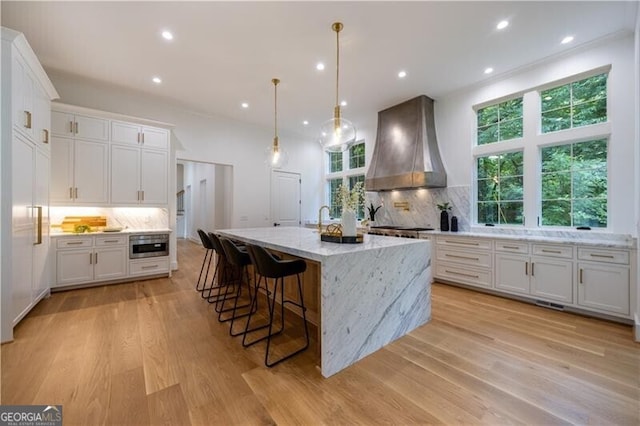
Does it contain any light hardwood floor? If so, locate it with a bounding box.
[2,239,639,425]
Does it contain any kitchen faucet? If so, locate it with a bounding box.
[318,205,330,233]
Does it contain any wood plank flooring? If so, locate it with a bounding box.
[2,239,639,425]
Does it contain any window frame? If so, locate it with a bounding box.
[471,67,611,230]
[324,140,366,219]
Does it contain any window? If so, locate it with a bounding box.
[325,141,366,219]
[328,151,342,173]
[328,178,343,218]
[348,174,365,219]
[349,142,365,169]
[477,97,523,145]
[476,151,524,225]
[541,139,607,227]
[541,74,607,133]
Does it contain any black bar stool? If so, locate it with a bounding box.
[243,243,309,367]
[218,237,257,335]
[195,229,214,293]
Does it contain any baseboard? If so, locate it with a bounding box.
[171,260,178,270]
[635,313,640,342]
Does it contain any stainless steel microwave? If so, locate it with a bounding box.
[129,233,169,259]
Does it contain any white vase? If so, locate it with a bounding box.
[341,209,357,237]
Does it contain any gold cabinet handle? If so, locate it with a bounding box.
[445,253,479,261]
[74,187,78,199]
[24,111,32,129]
[590,253,614,259]
[43,129,49,144]
[531,262,534,277]
[141,132,145,144]
[103,240,120,243]
[141,190,144,201]
[69,187,73,199]
[525,262,528,276]
[74,121,78,134]
[94,253,98,264]
[445,240,479,246]
[137,132,141,143]
[89,252,93,264]
[67,241,83,245]
[503,245,520,250]
[541,249,561,254]
[141,265,159,270]
[33,206,42,245]
[69,121,74,133]
[579,268,583,283]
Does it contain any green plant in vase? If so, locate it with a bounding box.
[367,203,382,222]
[437,202,452,231]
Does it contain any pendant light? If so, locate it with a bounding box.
[266,78,288,169]
[319,22,356,153]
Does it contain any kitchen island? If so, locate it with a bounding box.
[217,227,431,377]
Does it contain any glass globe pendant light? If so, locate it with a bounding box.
[319,22,356,153]
[266,78,288,169]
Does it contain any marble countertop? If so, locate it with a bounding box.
[415,229,636,249]
[50,228,172,237]
[217,227,427,262]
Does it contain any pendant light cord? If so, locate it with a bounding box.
[272,78,279,144]
[335,25,340,109]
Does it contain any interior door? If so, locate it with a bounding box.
[271,171,301,227]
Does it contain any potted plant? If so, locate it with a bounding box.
[367,203,382,223]
[437,202,452,231]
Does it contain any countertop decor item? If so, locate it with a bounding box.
[319,22,356,152]
[367,203,381,222]
[336,182,364,237]
[437,202,451,232]
[265,78,288,168]
[451,216,458,232]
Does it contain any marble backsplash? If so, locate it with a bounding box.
[50,206,169,231]
[366,186,471,231]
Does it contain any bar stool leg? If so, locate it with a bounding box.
[196,248,212,292]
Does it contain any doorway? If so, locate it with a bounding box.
[271,170,301,227]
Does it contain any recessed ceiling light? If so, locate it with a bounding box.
[398,70,407,78]
[303,120,309,125]
[484,67,494,74]
[241,102,249,109]
[496,20,509,30]
[561,35,574,44]
[161,30,173,41]
[152,77,162,84]
[340,100,347,107]
[316,62,325,71]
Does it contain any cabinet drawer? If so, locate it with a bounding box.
[532,244,573,259]
[56,237,93,249]
[436,236,492,250]
[495,241,529,253]
[130,257,170,276]
[435,263,492,288]
[437,247,492,268]
[577,247,629,265]
[95,235,127,246]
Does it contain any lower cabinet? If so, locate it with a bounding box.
[434,235,493,289]
[54,235,127,287]
[577,247,630,315]
[129,256,170,277]
[495,242,573,303]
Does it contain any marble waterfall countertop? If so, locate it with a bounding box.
[217,227,432,378]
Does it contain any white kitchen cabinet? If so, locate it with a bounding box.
[495,243,573,303]
[50,136,109,204]
[110,145,168,205]
[434,236,493,289]
[129,257,170,277]
[51,110,109,141]
[111,120,169,149]
[577,247,630,315]
[54,235,127,287]
[1,27,58,342]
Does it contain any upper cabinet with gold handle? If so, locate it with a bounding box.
[51,110,109,141]
[111,121,168,150]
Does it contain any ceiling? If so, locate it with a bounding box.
[2,1,637,139]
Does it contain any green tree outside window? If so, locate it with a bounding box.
[328,178,343,218]
[541,74,607,133]
[476,151,524,225]
[348,175,365,219]
[477,98,523,145]
[349,143,365,169]
[541,139,607,227]
[328,151,342,173]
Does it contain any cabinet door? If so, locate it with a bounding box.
[141,126,169,150]
[110,145,141,204]
[94,246,127,281]
[51,111,75,136]
[33,148,51,299]
[140,149,168,204]
[578,262,629,315]
[495,254,530,295]
[56,249,93,286]
[12,53,35,139]
[12,133,35,323]
[50,136,74,203]
[74,139,109,204]
[74,114,109,141]
[111,121,141,145]
[530,257,573,303]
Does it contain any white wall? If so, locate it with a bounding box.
[431,34,636,235]
[45,69,324,228]
[633,9,640,340]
